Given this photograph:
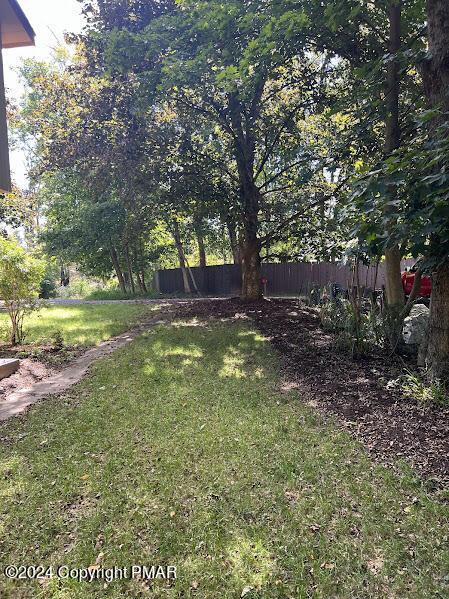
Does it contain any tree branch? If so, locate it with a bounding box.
[260,175,351,244]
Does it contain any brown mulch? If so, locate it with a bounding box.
[175,298,449,489]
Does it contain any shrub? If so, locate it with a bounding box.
[52,329,65,351]
[0,237,45,345]
[40,276,58,299]
[39,261,59,299]
[320,296,385,357]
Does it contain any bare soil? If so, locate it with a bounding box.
[0,359,54,401]
[175,298,449,489]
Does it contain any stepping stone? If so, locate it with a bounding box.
[0,359,20,381]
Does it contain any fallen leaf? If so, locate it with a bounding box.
[367,556,384,575]
[241,586,254,597]
[88,564,100,573]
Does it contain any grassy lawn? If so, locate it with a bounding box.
[0,319,448,598]
[0,305,152,348]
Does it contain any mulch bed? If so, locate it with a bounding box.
[176,298,449,490]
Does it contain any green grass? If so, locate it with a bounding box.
[0,304,152,348]
[85,289,160,301]
[0,320,448,598]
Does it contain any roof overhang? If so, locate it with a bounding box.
[0,0,35,49]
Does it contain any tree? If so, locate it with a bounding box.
[95,0,336,300]
[421,0,449,381]
[0,237,45,345]
[311,1,426,314]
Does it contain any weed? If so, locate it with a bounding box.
[400,370,449,406]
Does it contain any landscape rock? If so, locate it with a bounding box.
[403,304,430,346]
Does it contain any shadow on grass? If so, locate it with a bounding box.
[0,320,448,598]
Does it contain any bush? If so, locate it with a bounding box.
[320,297,385,357]
[56,279,100,299]
[0,237,45,345]
[39,260,59,299]
[40,276,58,299]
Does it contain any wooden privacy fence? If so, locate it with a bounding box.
[155,260,415,297]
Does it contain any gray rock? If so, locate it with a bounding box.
[0,359,20,381]
[403,304,430,346]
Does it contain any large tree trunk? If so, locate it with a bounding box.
[172,219,191,294]
[241,232,262,301]
[383,1,405,313]
[136,272,145,294]
[240,187,263,301]
[226,219,241,265]
[140,270,148,294]
[384,247,404,307]
[110,246,127,294]
[426,263,449,380]
[228,92,263,301]
[422,0,449,379]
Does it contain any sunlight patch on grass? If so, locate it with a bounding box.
[0,321,448,598]
[227,536,276,590]
[219,347,247,379]
[0,304,152,347]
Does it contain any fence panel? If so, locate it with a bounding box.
[156,260,414,296]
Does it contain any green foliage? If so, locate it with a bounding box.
[320,297,384,357]
[39,260,59,299]
[351,115,449,270]
[55,278,101,300]
[400,370,449,407]
[0,237,45,345]
[51,329,65,351]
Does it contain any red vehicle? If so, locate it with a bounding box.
[401,269,432,298]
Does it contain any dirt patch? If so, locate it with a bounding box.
[0,359,55,401]
[176,298,449,489]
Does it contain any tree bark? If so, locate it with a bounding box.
[383,1,405,312]
[196,230,207,268]
[226,219,241,264]
[384,247,404,307]
[240,191,263,301]
[426,263,449,380]
[136,272,145,294]
[140,270,148,294]
[241,233,262,302]
[125,243,136,295]
[110,246,127,294]
[228,92,263,301]
[172,219,191,294]
[422,0,449,379]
